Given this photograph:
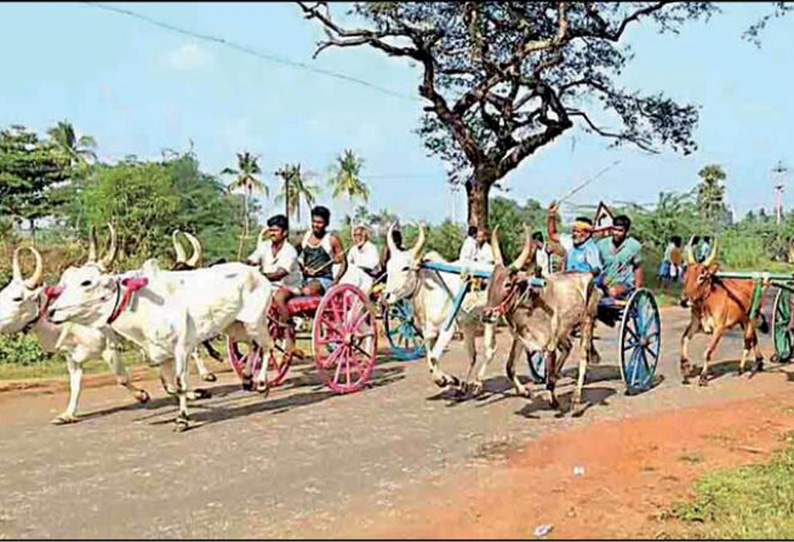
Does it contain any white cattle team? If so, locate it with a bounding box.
[0,205,610,431]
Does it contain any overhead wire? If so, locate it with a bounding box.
[81,2,419,103]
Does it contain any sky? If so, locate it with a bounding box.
[1,2,793,228]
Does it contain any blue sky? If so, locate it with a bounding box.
[0,2,792,227]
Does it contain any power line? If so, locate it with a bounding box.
[81,2,418,103]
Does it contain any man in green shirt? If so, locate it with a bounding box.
[597,214,643,299]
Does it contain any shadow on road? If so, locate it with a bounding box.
[514,386,617,419]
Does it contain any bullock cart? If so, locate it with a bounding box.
[712,271,794,364]
[227,283,380,394]
[525,286,662,396]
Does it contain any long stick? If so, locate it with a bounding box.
[557,160,621,205]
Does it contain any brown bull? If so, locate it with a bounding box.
[679,238,768,386]
[484,227,601,414]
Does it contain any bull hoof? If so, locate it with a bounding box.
[135,390,150,404]
[698,374,709,387]
[549,396,560,410]
[256,381,270,396]
[173,417,190,433]
[51,413,77,425]
[193,388,212,400]
[570,406,585,418]
[201,373,217,383]
[755,359,765,373]
[241,377,254,392]
[469,381,483,397]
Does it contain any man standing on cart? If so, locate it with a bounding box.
[546,201,603,276]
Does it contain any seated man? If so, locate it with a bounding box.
[342,223,381,293]
[298,205,347,296]
[459,226,494,269]
[597,214,643,299]
[246,213,303,330]
[458,225,478,263]
[546,201,603,276]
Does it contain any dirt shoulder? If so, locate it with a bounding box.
[321,379,794,540]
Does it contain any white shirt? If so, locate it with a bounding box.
[247,240,302,289]
[535,244,552,277]
[459,236,478,263]
[347,241,379,270]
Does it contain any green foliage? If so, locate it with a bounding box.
[490,197,546,262]
[696,164,729,231]
[0,125,70,231]
[0,333,58,366]
[63,153,242,267]
[328,149,369,203]
[672,444,794,539]
[275,163,320,225]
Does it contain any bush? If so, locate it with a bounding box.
[0,333,58,366]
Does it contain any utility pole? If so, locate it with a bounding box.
[773,161,788,227]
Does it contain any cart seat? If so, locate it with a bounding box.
[286,296,322,316]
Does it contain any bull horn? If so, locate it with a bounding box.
[172,230,187,264]
[184,232,202,268]
[386,222,398,254]
[258,227,268,246]
[99,223,118,271]
[411,223,426,261]
[13,247,43,289]
[702,237,718,268]
[685,236,696,265]
[491,225,504,266]
[87,225,98,263]
[510,225,533,270]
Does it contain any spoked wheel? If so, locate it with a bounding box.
[226,306,293,388]
[773,288,794,363]
[383,298,425,361]
[526,350,546,384]
[618,288,661,394]
[313,284,378,394]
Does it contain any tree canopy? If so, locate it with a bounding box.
[300,1,717,226]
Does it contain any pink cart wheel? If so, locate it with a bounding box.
[226,306,293,388]
[312,283,378,394]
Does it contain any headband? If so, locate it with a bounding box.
[572,221,593,232]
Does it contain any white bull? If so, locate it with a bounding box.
[47,252,274,432]
[0,246,150,424]
[382,223,500,395]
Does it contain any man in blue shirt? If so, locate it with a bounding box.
[597,214,643,299]
[547,201,603,276]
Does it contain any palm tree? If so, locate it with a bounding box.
[275,164,320,226]
[328,149,370,203]
[696,164,727,232]
[222,152,267,258]
[47,120,97,166]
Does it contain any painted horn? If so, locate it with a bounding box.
[510,225,533,270]
[172,230,187,264]
[386,222,398,254]
[411,223,427,261]
[685,235,696,265]
[87,225,98,263]
[99,223,118,271]
[11,247,22,282]
[491,225,504,266]
[702,237,718,268]
[184,232,202,268]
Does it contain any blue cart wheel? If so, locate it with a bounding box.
[618,288,661,394]
[383,299,425,361]
[526,350,546,384]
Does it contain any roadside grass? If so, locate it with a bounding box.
[671,444,794,539]
[0,351,148,381]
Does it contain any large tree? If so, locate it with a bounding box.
[47,120,97,168]
[275,163,320,226]
[222,151,267,258]
[695,164,727,232]
[0,125,70,235]
[300,2,715,226]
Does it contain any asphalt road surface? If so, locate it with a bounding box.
[0,306,789,538]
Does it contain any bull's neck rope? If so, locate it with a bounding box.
[50,278,148,326]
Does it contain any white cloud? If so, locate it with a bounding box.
[164,43,215,71]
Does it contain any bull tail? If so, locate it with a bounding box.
[203,340,224,361]
[757,313,770,335]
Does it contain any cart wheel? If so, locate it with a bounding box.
[383,298,425,361]
[526,350,546,384]
[226,306,293,388]
[618,288,660,394]
[773,288,794,363]
[313,284,378,394]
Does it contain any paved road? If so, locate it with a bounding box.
[0,306,789,538]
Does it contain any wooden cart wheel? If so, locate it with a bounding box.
[618,288,661,394]
[313,284,378,394]
[383,298,425,361]
[773,288,794,363]
[227,305,293,388]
